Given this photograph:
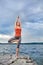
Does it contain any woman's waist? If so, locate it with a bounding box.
[15,35,21,37]
[15,33,21,36]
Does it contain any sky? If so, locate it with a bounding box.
[0,0,43,43]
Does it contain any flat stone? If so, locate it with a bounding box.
[0,54,37,65]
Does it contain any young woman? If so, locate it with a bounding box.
[8,16,22,58]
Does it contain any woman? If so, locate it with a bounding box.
[8,16,22,58]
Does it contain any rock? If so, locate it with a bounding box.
[0,54,37,65]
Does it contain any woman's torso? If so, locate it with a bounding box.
[15,27,21,37]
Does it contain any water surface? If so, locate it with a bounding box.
[0,43,43,65]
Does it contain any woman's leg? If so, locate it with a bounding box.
[16,48,19,58]
[8,37,21,58]
[16,37,21,58]
[8,37,15,43]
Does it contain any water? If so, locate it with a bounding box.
[0,43,43,65]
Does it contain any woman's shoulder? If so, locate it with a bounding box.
[15,26,21,28]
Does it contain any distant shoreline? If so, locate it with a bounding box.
[0,42,43,45]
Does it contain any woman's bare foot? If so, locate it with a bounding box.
[15,54,19,59]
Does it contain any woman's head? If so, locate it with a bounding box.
[16,21,20,26]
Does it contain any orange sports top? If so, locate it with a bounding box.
[15,28,21,37]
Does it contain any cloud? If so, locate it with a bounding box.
[0,34,12,43]
[0,34,12,39]
[22,28,43,43]
[0,0,43,43]
[25,22,43,29]
[21,22,43,43]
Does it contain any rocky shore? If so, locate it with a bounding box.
[0,54,37,65]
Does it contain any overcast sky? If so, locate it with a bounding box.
[0,0,43,43]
